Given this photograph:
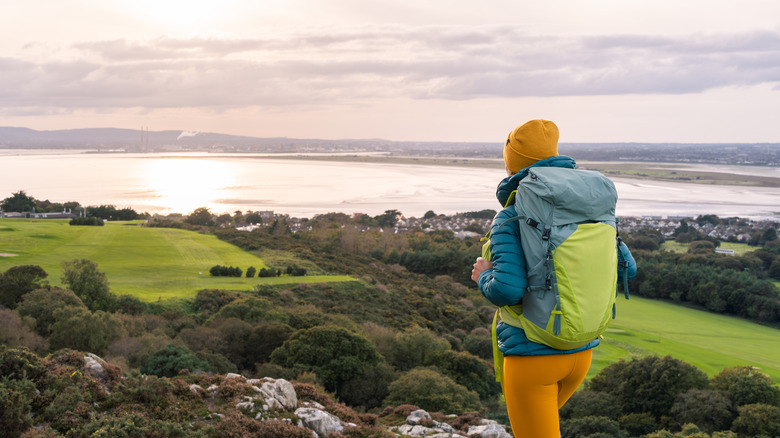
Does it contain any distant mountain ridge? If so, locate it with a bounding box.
[1,126,779,164]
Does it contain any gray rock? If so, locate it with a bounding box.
[82,353,111,394]
[407,409,432,425]
[225,372,244,380]
[466,421,511,438]
[236,397,255,411]
[188,384,203,394]
[259,379,297,410]
[295,407,344,437]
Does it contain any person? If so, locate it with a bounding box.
[471,119,637,437]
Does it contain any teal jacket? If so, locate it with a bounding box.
[477,156,637,356]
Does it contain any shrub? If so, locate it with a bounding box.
[246,266,257,278]
[0,264,48,309]
[461,332,492,360]
[0,377,37,438]
[560,390,622,420]
[670,388,734,433]
[140,343,210,377]
[730,403,780,437]
[0,309,48,352]
[710,365,780,407]
[213,412,311,438]
[618,412,659,437]
[430,349,500,400]
[60,258,116,312]
[16,287,86,336]
[588,355,709,419]
[383,367,482,414]
[69,216,104,226]
[48,307,123,355]
[194,289,237,315]
[114,294,147,315]
[560,416,626,438]
[271,325,384,404]
[79,412,190,438]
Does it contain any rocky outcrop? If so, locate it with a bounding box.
[74,355,511,438]
[389,409,511,438]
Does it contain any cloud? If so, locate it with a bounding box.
[2,25,780,114]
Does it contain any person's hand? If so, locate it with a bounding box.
[471,257,493,283]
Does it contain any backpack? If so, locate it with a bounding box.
[488,167,630,381]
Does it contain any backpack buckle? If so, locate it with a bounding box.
[542,228,551,241]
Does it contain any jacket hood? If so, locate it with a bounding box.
[496,155,577,207]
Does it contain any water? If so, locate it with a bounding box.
[1,151,778,220]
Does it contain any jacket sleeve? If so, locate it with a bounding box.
[477,207,527,307]
[618,240,637,282]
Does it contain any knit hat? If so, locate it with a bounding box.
[503,119,559,174]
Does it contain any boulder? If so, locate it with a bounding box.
[466,421,512,438]
[259,378,297,410]
[295,407,344,437]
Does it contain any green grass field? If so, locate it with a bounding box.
[590,296,780,381]
[661,240,755,255]
[0,219,354,301]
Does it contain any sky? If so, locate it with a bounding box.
[1,0,779,143]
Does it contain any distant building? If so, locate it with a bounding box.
[715,248,736,255]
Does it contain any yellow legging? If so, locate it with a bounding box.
[503,349,593,438]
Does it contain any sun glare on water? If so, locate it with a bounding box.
[143,158,236,214]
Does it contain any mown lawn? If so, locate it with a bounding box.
[661,240,756,255]
[590,296,780,381]
[0,219,354,301]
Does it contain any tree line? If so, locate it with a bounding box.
[208,264,307,278]
[1,190,142,220]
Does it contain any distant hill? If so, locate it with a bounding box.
[1,126,779,165]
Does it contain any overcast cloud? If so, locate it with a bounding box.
[1,1,779,142]
[3,26,779,112]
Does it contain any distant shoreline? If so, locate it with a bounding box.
[226,153,780,188]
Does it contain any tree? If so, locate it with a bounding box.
[16,287,86,336]
[140,343,209,377]
[244,321,294,366]
[430,350,501,400]
[61,259,116,311]
[710,366,780,407]
[194,289,237,316]
[374,209,400,228]
[48,307,122,355]
[245,212,263,224]
[730,403,780,437]
[211,296,288,324]
[386,325,450,371]
[216,213,232,226]
[670,389,734,433]
[588,355,709,419]
[270,325,384,402]
[185,207,214,226]
[560,390,622,420]
[0,265,48,309]
[1,190,37,212]
[246,266,256,278]
[114,295,147,315]
[383,367,482,413]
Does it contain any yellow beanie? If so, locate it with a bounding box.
[503,119,559,174]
